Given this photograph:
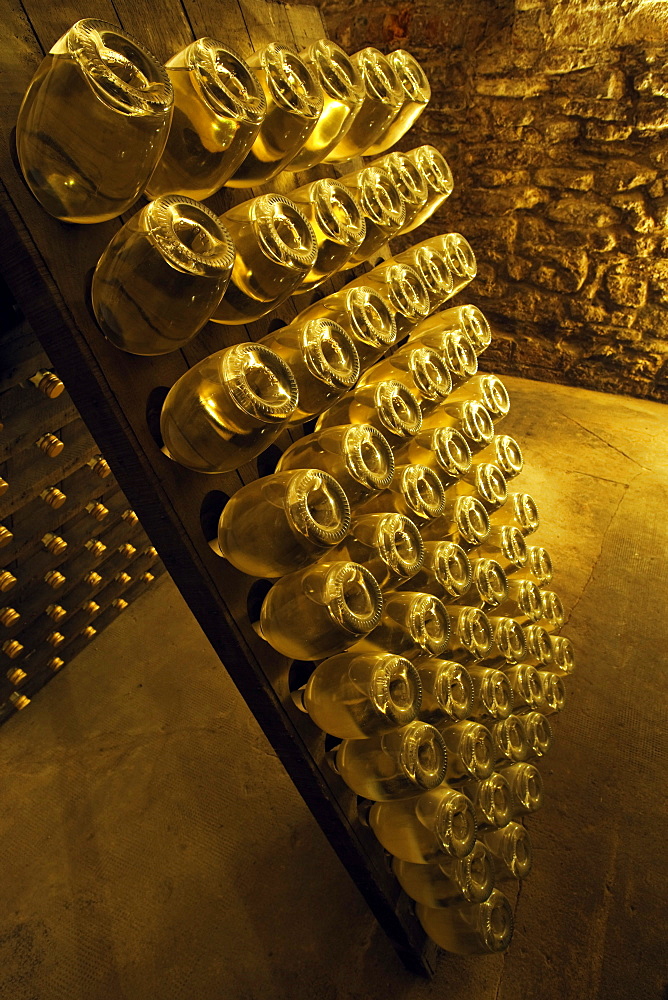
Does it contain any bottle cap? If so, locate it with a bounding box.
[0,607,20,628]
[35,433,64,457]
[0,571,17,592]
[48,657,65,672]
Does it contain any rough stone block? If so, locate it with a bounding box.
[649,260,668,303]
[465,185,548,216]
[550,67,625,100]
[545,196,620,227]
[475,76,548,98]
[648,178,665,199]
[584,121,634,141]
[555,96,632,121]
[611,192,655,232]
[535,167,595,190]
[633,70,668,98]
[538,117,581,142]
[634,98,668,130]
[595,159,658,194]
[606,267,649,308]
[650,196,668,229]
[506,255,533,281]
[469,167,532,187]
[532,246,590,292]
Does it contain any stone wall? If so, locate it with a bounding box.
[308,0,668,401]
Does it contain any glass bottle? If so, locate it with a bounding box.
[302,651,421,738]
[369,785,477,861]
[495,578,543,625]
[369,50,431,155]
[462,771,514,829]
[504,664,544,712]
[425,402,495,458]
[324,512,424,591]
[523,624,556,669]
[450,462,508,513]
[444,607,493,663]
[467,666,514,721]
[403,147,454,232]
[335,720,446,800]
[536,590,566,633]
[289,39,363,169]
[276,424,395,507]
[212,195,317,324]
[489,714,529,764]
[524,545,554,587]
[424,233,477,296]
[294,285,397,368]
[418,659,474,723]
[468,558,509,611]
[259,560,382,660]
[92,195,234,355]
[215,469,350,578]
[289,179,366,289]
[361,465,447,528]
[429,303,492,355]
[447,374,511,424]
[160,342,298,474]
[537,672,566,715]
[439,720,495,781]
[499,761,544,817]
[519,710,553,759]
[490,492,540,536]
[348,262,432,339]
[552,635,575,674]
[421,496,490,550]
[353,591,450,663]
[406,542,472,602]
[324,47,403,161]
[145,38,266,200]
[16,19,173,223]
[393,841,494,908]
[316,381,422,445]
[393,243,454,312]
[482,822,532,881]
[336,166,406,265]
[369,152,429,233]
[260,318,359,422]
[400,427,472,488]
[477,525,528,575]
[27,369,65,398]
[358,345,451,416]
[227,42,322,186]
[476,443,523,493]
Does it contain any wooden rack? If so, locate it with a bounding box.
[0,0,438,974]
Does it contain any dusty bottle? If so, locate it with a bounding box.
[537,671,566,714]
[302,651,421,738]
[490,715,530,764]
[359,464,446,529]
[462,771,514,829]
[393,841,494,908]
[369,784,477,861]
[444,606,493,663]
[536,590,566,633]
[215,469,350,578]
[400,427,472,488]
[519,710,553,759]
[92,195,234,355]
[423,233,477,296]
[325,47,403,161]
[482,822,532,881]
[490,492,540,536]
[348,261,432,339]
[145,38,266,200]
[418,659,474,722]
[406,541,473,602]
[325,512,424,591]
[551,635,575,674]
[439,720,495,781]
[417,889,514,955]
[259,560,382,660]
[499,761,544,817]
[289,179,366,289]
[160,342,298,474]
[352,591,450,662]
[427,303,492,355]
[403,147,454,233]
[504,664,544,712]
[289,39,363,169]
[335,720,446,800]
[316,381,423,445]
[467,558,509,611]
[467,666,514,721]
[370,152,429,233]
[367,50,431,156]
[393,243,455,312]
[294,285,397,368]
[359,345,451,416]
[227,43,322,186]
[276,424,395,507]
[477,525,528,575]
[450,463,508,514]
[336,166,406,265]
[475,435,524,482]
[260,319,359,423]
[212,195,317,323]
[495,578,543,625]
[524,545,554,587]
[16,19,173,222]
[523,624,556,668]
[421,497,491,550]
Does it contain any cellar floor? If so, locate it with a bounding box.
[0,375,666,1000]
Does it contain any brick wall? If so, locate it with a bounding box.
[309,0,668,401]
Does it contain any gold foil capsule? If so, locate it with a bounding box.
[87,456,111,479]
[28,370,65,398]
[44,570,66,589]
[80,626,97,640]
[41,533,67,556]
[6,667,26,686]
[121,509,139,526]
[0,607,20,628]
[45,604,67,622]
[0,526,13,548]
[85,539,107,559]
[9,692,30,710]
[86,501,109,522]
[2,639,23,659]
[0,571,17,592]
[118,543,137,559]
[46,631,65,648]
[84,571,103,588]
[112,598,129,610]
[0,477,9,497]
[39,486,67,509]
[81,601,100,616]
[35,433,64,458]
[115,573,132,586]
[47,657,65,672]
[139,572,155,584]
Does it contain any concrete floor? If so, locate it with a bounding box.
[0,375,666,1000]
